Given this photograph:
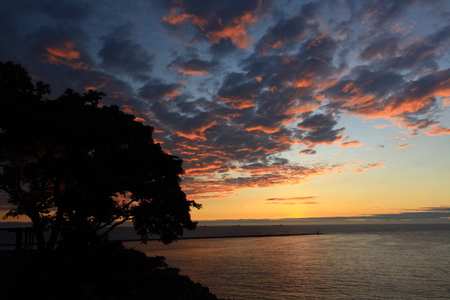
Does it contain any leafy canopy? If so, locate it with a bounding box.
[0,61,200,251]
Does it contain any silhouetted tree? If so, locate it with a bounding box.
[0,61,200,252]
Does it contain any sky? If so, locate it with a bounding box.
[1,0,450,225]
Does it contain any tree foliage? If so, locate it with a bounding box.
[0,61,200,252]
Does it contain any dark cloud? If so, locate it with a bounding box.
[299,149,316,156]
[2,0,449,203]
[241,31,339,100]
[98,23,154,76]
[161,0,272,49]
[168,57,219,75]
[401,116,439,130]
[359,23,450,73]
[0,2,28,61]
[209,38,238,54]
[40,1,91,21]
[358,0,417,27]
[360,36,399,60]
[395,143,415,150]
[255,11,310,54]
[339,140,363,147]
[139,78,179,101]
[217,72,262,108]
[326,68,404,102]
[205,206,450,225]
[297,114,345,145]
[26,24,95,71]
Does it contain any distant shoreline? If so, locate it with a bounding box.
[117,231,324,242]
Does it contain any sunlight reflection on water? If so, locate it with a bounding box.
[125,224,450,299]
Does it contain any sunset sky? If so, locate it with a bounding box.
[1,0,449,224]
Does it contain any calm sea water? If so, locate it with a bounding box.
[124,224,450,300]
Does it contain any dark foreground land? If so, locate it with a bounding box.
[0,243,218,300]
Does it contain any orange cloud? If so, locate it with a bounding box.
[45,42,90,69]
[162,9,194,25]
[269,39,284,49]
[266,196,316,201]
[165,89,179,99]
[395,143,415,149]
[292,78,314,88]
[387,74,450,117]
[246,125,280,134]
[425,126,450,136]
[46,42,80,59]
[220,97,256,109]
[83,78,108,92]
[285,102,320,115]
[205,11,257,49]
[178,68,210,76]
[373,124,391,129]
[339,140,363,147]
[174,120,218,141]
[353,161,385,172]
[181,159,385,200]
[134,117,145,122]
[163,4,260,49]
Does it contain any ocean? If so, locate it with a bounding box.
[124,224,450,300]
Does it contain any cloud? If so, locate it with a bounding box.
[98,23,154,76]
[3,0,450,206]
[395,143,415,149]
[168,57,218,75]
[265,201,319,205]
[265,196,318,205]
[297,113,345,146]
[299,149,316,156]
[40,1,91,21]
[339,140,363,147]
[255,2,320,55]
[28,25,95,71]
[139,78,179,101]
[358,0,417,27]
[180,159,383,200]
[360,36,399,60]
[425,126,450,136]
[373,124,391,129]
[202,206,450,225]
[161,0,270,50]
[354,161,385,173]
[217,72,262,108]
[380,25,450,71]
[266,196,316,201]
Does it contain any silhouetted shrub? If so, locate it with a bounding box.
[3,243,218,300]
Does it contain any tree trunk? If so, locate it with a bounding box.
[33,225,46,253]
[46,209,64,251]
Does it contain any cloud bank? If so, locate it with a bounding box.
[0,0,449,204]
